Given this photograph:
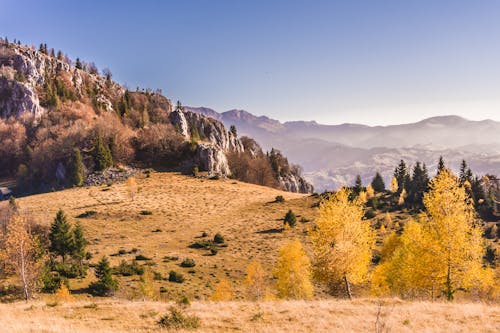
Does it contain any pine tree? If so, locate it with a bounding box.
[274,239,313,299]
[394,160,409,194]
[407,162,429,209]
[89,256,118,296]
[353,175,363,194]
[75,57,82,70]
[371,172,385,192]
[229,125,237,137]
[310,188,375,298]
[49,210,74,263]
[437,156,445,175]
[283,210,296,228]
[70,148,84,186]
[94,135,113,171]
[72,222,87,264]
[459,160,468,184]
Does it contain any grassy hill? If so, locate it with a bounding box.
[15,171,315,300]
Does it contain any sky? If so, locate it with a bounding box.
[2,0,500,125]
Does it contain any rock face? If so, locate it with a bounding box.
[169,109,243,177]
[279,174,314,194]
[0,43,116,118]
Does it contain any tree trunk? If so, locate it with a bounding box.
[446,264,453,301]
[20,241,29,301]
[344,274,352,300]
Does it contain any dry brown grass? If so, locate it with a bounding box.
[0,298,499,332]
[15,171,317,299]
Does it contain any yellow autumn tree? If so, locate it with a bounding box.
[1,214,45,300]
[358,190,367,204]
[389,177,398,193]
[139,268,155,300]
[373,169,493,300]
[126,176,137,201]
[274,239,313,299]
[398,188,407,205]
[244,260,267,300]
[211,279,233,301]
[384,212,392,229]
[366,184,375,199]
[310,188,375,298]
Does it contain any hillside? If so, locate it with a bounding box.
[0,39,312,194]
[187,107,500,191]
[13,171,315,300]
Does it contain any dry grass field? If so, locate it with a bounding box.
[14,171,317,300]
[0,298,499,332]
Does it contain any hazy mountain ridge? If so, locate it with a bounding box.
[186,106,500,191]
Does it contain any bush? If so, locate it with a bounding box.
[76,210,97,218]
[210,247,218,256]
[135,254,152,261]
[213,233,225,244]
[159,286,167,293]
[157,307,200,330]
[275,195,285,203]
[180,258,196,268]
[168,271,185,283]
[177,295,191,307]
[284,210,296,228]
[41,270,68,293]
[140,210,153,215]
[89,257,118,296]
[114,260,144,276]
[53,262,88,278]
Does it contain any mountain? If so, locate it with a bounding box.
[0,40,312,194]
[186,107,500,191]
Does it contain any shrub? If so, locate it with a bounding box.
[53,262,87,278]
[157,307,200,330]
[190,240,214,249]
[114,260,144,276]
[177,295,191,307]
[168,271,185,283]
[41,270,68,293]
[76,211,97,218]
[364,209,376,219]
[135,254,152,261]
[153,271,163,280]
[275,195,285,203]
[159,286,167,293]
[117,249,127,255]
[210,247,218,256]
[284,210,296,228]
[213,233,225,244]
[140,210,153,215]
[180,259,196,268]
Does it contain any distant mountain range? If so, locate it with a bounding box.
[186,107,500,191]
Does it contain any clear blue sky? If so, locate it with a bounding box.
[2,0,500,125]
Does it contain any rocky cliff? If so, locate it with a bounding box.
[0,40,312,193]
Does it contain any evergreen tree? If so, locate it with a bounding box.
[437,156,445,175]
[75,57,82,70]
[70,148,84,186]
[407,162,430,209]
[89,257,118,296]
[72,222,87,263]
[371,172,385,192]
[230,125,237,137]
[353,175,363,194]
[284,210,296,228]
[94,135,113,171]
[49,210,74,262]
[459,160,469,185]
[393,160,410,194]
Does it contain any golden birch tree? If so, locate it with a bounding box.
[2,215,44,300]
[310,188,374,298]
[390,176,398,193]
[274,239,313,299]
[244,260,267,300]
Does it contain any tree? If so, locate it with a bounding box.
[398,188,407,206]
[437,156,445,175]
[310,188,375,298]
[394,160,410,194]
[373,169,492,300]
[229,125,237,137]
[89,256,118,296]
[71,222,87,264]
[283,209,296,228]
[211,279,233,301]
[389,177,398,193]
[366,184,375,199]
[274,239,313,299]
[1,214,45,300]
[371,172,385,193]
[126,177,137,201]
[75,57,82,70]
[353,175,363,194]
[49,210,73,263]
[94,135,113,171]
[70,148,84,187]
[244,260,267,300]
[407,162,429,209]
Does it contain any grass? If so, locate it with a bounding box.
[0,299,498,332]
[13,171,311,300]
